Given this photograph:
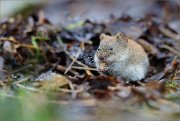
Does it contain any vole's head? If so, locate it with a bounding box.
[95,33,128,62]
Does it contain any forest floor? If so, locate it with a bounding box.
[0,1,180,121]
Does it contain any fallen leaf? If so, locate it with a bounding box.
[35,71,69,91]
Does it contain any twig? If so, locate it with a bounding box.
[0,37,18,43]
[64,50,94,76]
[50,59,61,71]
[160,45,180,57]
[64,49,87,67]
[16,83,43,92]
[0,37,37,49]
[57,37,88,68]
[58,87,83,94]
[57,36,94,76]
[54,64,79,76]
[18,44,36,49]
[64,48,82,74]
[80,41,85,51]
[11,64,33,74]
[67,76,79,82]
[13,77,31,85]
[159,26,180,41]
[71,66,97,71]
[138,39,158,55]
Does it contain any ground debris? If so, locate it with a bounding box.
[0,2,180,115]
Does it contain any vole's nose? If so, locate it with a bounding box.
[99,56,105,60]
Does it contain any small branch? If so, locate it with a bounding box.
[16,83,42,92]
[71,66,97,71]
[50,59,61,71]
[13,77,31,85]
[0,37,37,49]
[18,44,37,49]
[159,26,180,41]
[138,39,158,55]
[57,37,94,76]
[64,49,94,76]
[0,37,18,43]
[54,64,79,76]
[64,48,81,74]
[58,87,83,94]
[64,49,87,67]
[160,45,180,57]
[11,64,33,74]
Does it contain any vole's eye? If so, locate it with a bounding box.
[109,47,113,50]
[97,48,100,51]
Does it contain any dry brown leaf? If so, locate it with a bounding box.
[36,71,69,91]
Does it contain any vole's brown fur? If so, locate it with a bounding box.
[94,33,149,81]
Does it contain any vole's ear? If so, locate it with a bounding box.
[116,33,128,43]
[100,33,106,40]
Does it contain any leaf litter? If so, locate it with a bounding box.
[0,0,180,120]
